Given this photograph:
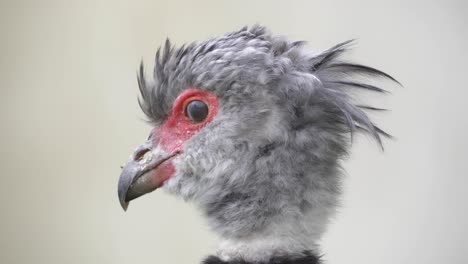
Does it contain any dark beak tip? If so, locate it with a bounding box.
[118,182,130,211]
[118,163,136,212]
[118,192,129,211]
[121,201,129,211]
[118,185,129,211]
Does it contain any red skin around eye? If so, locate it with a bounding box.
[153,88,219,154]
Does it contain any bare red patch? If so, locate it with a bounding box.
[151,160,176,185]
[153,88,219,154]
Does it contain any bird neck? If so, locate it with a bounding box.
[211,206,328,263]
[203,251,320,264]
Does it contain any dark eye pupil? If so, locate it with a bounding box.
[186,100,209,122]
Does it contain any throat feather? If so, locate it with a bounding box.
[203,251,320,264]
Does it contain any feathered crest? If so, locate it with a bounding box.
[137,38,195,124]
[137,25,399,147]
[307,39,399,147]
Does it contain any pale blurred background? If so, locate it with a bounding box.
[1,0,467,263]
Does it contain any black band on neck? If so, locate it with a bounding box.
[202,251,320,264]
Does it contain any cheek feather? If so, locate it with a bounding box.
[154,88,219,154]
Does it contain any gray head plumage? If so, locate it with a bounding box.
[123,25,397,262]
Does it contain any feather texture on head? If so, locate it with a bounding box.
[119,25,398,263]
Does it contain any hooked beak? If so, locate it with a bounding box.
[118,140,178,211]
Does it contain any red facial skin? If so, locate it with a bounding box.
[150,88,219,183]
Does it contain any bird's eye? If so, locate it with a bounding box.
[186,100,209,122]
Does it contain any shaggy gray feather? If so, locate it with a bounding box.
[137,25,397,262]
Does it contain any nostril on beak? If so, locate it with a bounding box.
[133,146,151,162]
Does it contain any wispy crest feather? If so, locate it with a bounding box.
[137,25,398,146]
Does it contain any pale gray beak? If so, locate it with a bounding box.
[118,141,176,211]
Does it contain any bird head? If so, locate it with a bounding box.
[118,26,396,262]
